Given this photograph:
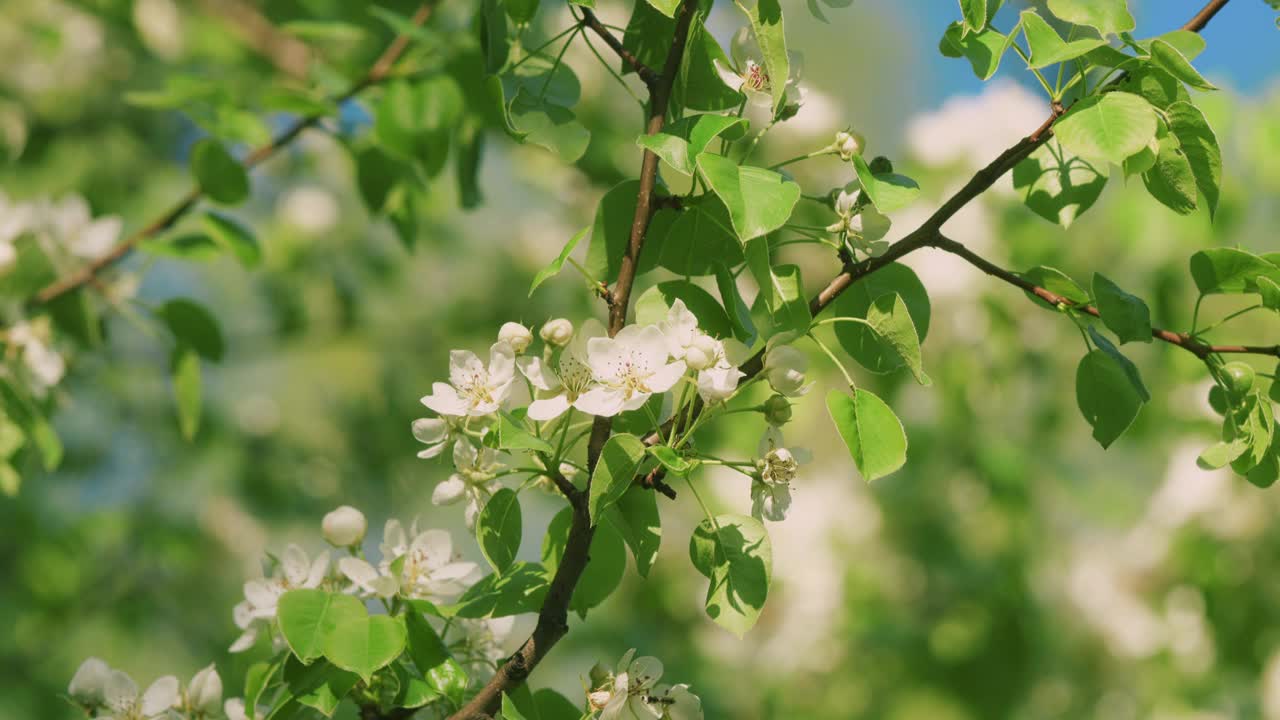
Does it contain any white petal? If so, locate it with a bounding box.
[281,544,310,586]
[243,580,279,611]
[628,656,664,689]
[646,361,687,393]
[527,393,571,421]
[516,356,560,391]
[306,551,330,587]
[448,350,484,388]
[338,556,379,589]
[432,476,467,505]
[417,442,448,460]
[421,383,468,417]
[412,417,448,444]
[417,529,453,569]
[68,657,111,703]
[224,698,250,720]
[140,675,179,716]
[586,336,622,382]
[616,649,637,675]
[487,342,516,384]
[576,387,627,417]
[712,58,744,92]
[620,392,652,412]
[73,216,122,258]
[103,671,138,713]
[452,438,479,468]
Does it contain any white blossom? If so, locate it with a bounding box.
[340,519,480,602]
[98,670,178,720]
[7,319,66,391]
[498,322,533,353]
[658,300,701,361]
[577,325,686,417]
[712,27,802,109]
[540,318,574,346]
[432,439,505,529]
[832,129,866,161]
[751,427,811,522]
[590,650,702,720]
[68,657,111,706]
[229,545,329,653]
[411,417,455,459]
[826,189,891,258]
[694,338,749,405]
[518,318,606,421]
[186,664,222,714]
[420,342,516,418]
[223,698,252,720]
[763,345,812,397]
[321,505,367,547]
[43,194,122,259]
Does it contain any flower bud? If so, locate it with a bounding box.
[685,335,721,371]
[764,345,810,397]
[763,395,792,426]
[834,129,865,161]
[188,664,223,713]
[68,657,111,706]
[498,322,533,353]
[322,505,367,547]
[540,318,574,347]
[588,690,613,711]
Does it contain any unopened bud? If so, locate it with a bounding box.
[498,322,533,353]
[763,395,792,426]
[833,130,865,161]
[540,318,574,347]
[685,335,720,371]
[322,506,367,547]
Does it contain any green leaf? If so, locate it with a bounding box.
[1022,265,1090,307]
[277,590,368,664]
[375,77,464,177]
[502,693,531,720]
[476,488,522,574]
[391,662,441,709]
[529,226,587,296]
[586,180,664,284]
[636,115,745,176]
[959,0,988,32]
[1141,129,1198,215]
[1141,29,1206,61]
[505,0,539,23]
[480,0,509,73]
[158,299,224,362]
[533,689,582,720]
[140,233,222,261]
[675,20,747,112]
[861,293,930,385]
[1228,393,1275,474]
[496,411,555,453]
[448,562,549,618]
[744,238,811,337]
[826,389,908,481]
[403,610,449,674]
[648,445,695,476]
[1118,66,1190,110]
[244,660,280,711]
[191,138,249,205]
[1258,277,1280,311]
[645,0,681,18]
[939,22,1012,81]
[171,346,202,441]
[282,656,359,717]
[543,508,626,615]
[828,263,931,374]
[1086,327,1150,401]
[1054,92,1157,165]
[1189,248,1280,295]
[850,154,921,213]
[202,212,262,267]
[1197,439,1248,470]
[689,514,772,637]
[715,262,758,345]
[1075,348,1146,448]
[1020,10,1106,69]
[1011,141,1109,227]
[659,197,743,276]
[605,487,662,577]
[323,614,407,683]
[697,153,800,242]
[508,90,591,163]
[1092,273,1151,344]
[1166,101,1222,218]
[588,433,647,523]
[735,0,789,112]
[1046,0,1135,36]
[353,144,406,213]
[1148,39,1216,91]
[47,288,102,348]
[634,281,733,339]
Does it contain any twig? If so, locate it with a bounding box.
[31,3,436,307]
[579,8,660,88]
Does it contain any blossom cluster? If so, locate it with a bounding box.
[586,649,702,720]
[67,657,242,720]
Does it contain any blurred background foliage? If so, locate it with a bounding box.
[2,0,1280,719]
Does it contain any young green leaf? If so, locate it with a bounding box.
[502,693,531,720]
[862,293,930,385]
[636,115,745,176]
[476,488,522,575]
[659,197,743,276]
[1054,92,1157,165]
[1045,0,1135,36]
[959,0,988,33]
[1189,248,1280,295]
[826,389,908,481]
[171,346,202,441]
[1075,348,1146,449]
[735,0,789,111]
[447,562,549,619]
[697,153,801,242]
[1258,277,1280,311]
[191,138,249,205]
[1141,131,1198,215]
[850,154,921,213]
[158,299,225,362]
[529,226,588,296]
[1086,327,1150,401]
[277,589,367,664]
[588,433,648,523]
[605,487,662,577]
[1020,10,1106,69]
[689,514,772,637]
[648,445,695,476]
[715,262,758,345]
[1165,101,1222,218]
[829,263,931,375]
[202,212,262,267]
[939,22,1013,81]
[496,411,555,453]
[1092,274,1152,344]
[1148,39,1216,91]
[744,242,811,338]
[283,656,360,717]
[1021,265,1090,307]
[323,614,407,683]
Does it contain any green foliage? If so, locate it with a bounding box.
[476,488,523,574]
[1054,92,1158,165]
[829,264,932,377]
[826,389,908,481]
[543,508,626,615]
[1046,0,1135,36]
[277,590,367,664]
[588,433,648,523]
[698,154,801,242]
[1092,273,1152,344]
[689,514,772,637]
[190,139,249,205]
[1012,142,1108,227]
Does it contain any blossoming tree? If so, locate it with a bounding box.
[4,0,1278,718]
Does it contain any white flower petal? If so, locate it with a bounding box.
[412,418,448,444]
[421,382,468,417]
[646,361,687,393]
[448,350,484,388]
[417,529,453,569]
[103,671,138,713]
[338,556,380,589]
[575,387,627,417]
[516,356,560,391]
[432,475,467,506]
[487,342,516,384]
[528,393,572,421]
[68,657,111,704]
[140,675,179,716]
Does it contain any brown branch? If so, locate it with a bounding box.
[445,2,700,717]
[30,3,435,307]
[579,8,660,88]
[1183,0,1232,32]
[197,0,313,80]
